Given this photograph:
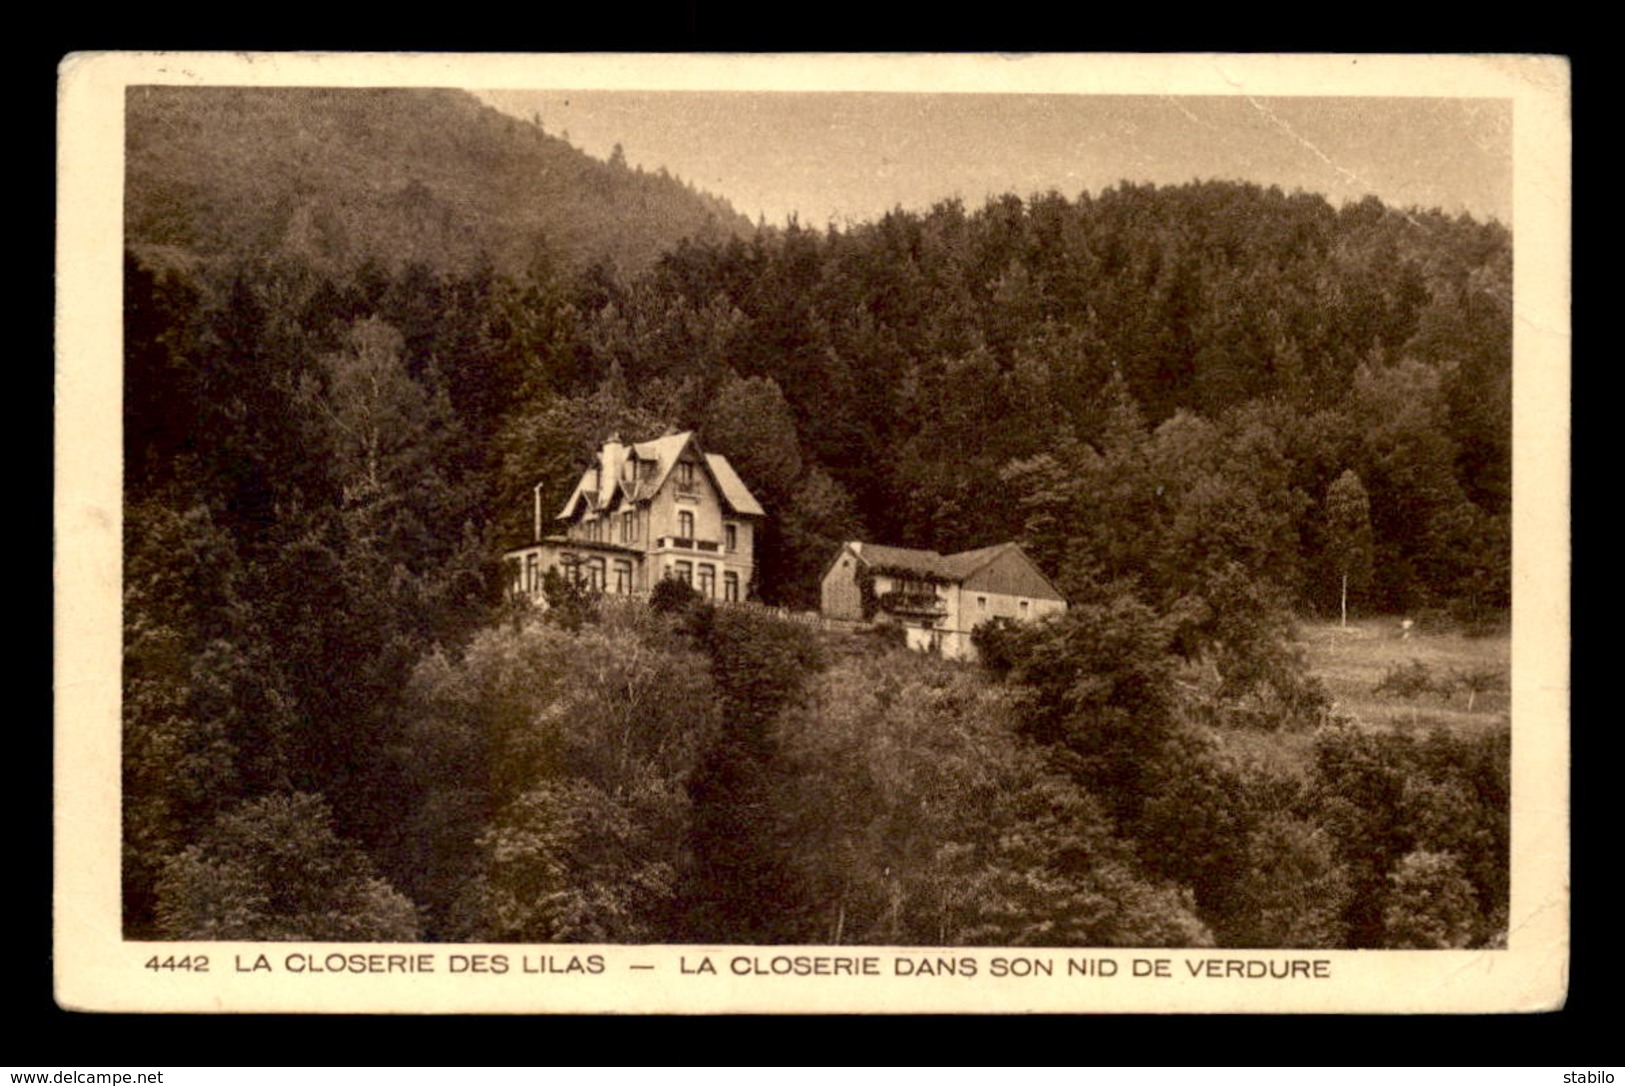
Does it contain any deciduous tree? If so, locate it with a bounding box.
[155,793,420,941]
[1325,469,1373,627]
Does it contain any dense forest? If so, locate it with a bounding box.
[124,94,1512,950]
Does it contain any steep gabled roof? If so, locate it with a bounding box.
[706,453,766,517]
[556,466,601,520]
[957,544,1067,602]
[629,431,696,500]
[555,431,764,520]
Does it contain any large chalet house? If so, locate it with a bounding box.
[506,431,765,603]
[820,541,1067,660]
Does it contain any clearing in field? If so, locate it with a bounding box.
[1295,616,1510,731]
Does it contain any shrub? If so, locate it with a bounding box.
[649,574,700,614]
[1307,723,1508,948]
[1375,659,1446,702]
[1449,665,1508,712]
[1383,850,1480,949]
[1220,814,1352,948]
[1212,643,1333,731]
[865,621,908,649]
[452,778,684,943]
[155,792,420,941]
[970,615,1031,677]
[541,568,596,629]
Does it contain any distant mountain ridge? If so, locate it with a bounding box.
[125,86,755,276]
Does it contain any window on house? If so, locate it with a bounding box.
[622,510,635,543]
[613,560,632,595]
[679,461,695,486]
[724,571,739,601]
[1019,599,1030,616]
[697,563,715,599]
[673,561,693,585]
[725,524,738,552]
[526,554,539,594]
[978,596,987,610]
[588,558,606,591]
[679,510,694,540]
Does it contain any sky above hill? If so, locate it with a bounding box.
[477,90,1512,229]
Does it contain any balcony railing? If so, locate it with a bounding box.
[877,590,947,616]
[675,480,702,500]
[658,536,720,553]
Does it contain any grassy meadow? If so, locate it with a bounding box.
[1203,616,1511,779]
[1295,616,1511,729]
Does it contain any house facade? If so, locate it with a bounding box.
[506,431,765,603]
[820,541,1067,660]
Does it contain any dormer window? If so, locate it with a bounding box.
[674,459,701,502]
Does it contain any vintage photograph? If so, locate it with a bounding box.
[57,52,1569,1013]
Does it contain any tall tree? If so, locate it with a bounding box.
[681,607,823,941]
[774,649,1210,947]
[303,317,431,502]
[406,612,721,940]
[123,500,295,935]
[155,792,420,941]
[701,373,804,511]
[1325,470,1374,627]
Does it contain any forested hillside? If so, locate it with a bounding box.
[126,86,752,277]
[125,165,1511,947]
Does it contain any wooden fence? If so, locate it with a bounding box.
[590,590,861,633]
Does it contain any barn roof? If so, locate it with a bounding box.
[850,542,948,577]
[841,540,1065,600]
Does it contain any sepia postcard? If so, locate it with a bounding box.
[55,51,1570,1014]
